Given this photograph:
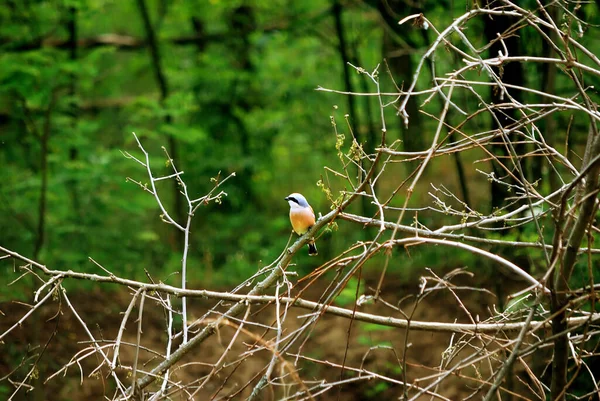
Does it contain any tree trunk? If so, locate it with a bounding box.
[136,0,183,249]
[483,6,526,213]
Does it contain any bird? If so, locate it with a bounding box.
[285,193,318,256]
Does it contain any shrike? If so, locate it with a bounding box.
[285,193,318,256]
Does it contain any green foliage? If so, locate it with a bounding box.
[335,276,363,307]
[359,323,394,333]
[0,0,496,297]
[365,381,390,397]
[0,0,597,304]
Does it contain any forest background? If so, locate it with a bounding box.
[1,0,600,400]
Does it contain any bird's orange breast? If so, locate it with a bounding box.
[289,207,315,235]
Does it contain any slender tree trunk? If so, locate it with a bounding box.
[332,0,374,229]
[352,49,379,234]
[31,89,55,401]
[538,6,560,389]
[228,5,258,204]
[33,100,54,259]
[332,0,360,140]
[540,5,560,195]
[483,5,526,397]
[483,6,525,213]
[551,125,600,401]
[66,6,82,224]
[427,51,472,207]
[136,0,183,249]
[451,130,471,207]
[375,0,425,173]
[30,106,49,401]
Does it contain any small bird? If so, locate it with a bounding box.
[285,193,318,256]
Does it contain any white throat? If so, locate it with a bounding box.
[288,201,304,210]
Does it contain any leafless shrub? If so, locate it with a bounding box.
[2,1,600,400]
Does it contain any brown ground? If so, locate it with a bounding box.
[0,268,547,400]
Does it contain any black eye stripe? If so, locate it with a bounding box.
[289,197,299,204]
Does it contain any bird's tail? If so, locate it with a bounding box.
[308,241,318,256]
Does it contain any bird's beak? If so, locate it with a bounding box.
[284,197,289,201]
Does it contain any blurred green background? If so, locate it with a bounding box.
[0,0,441,291]
[0,0,599,294]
